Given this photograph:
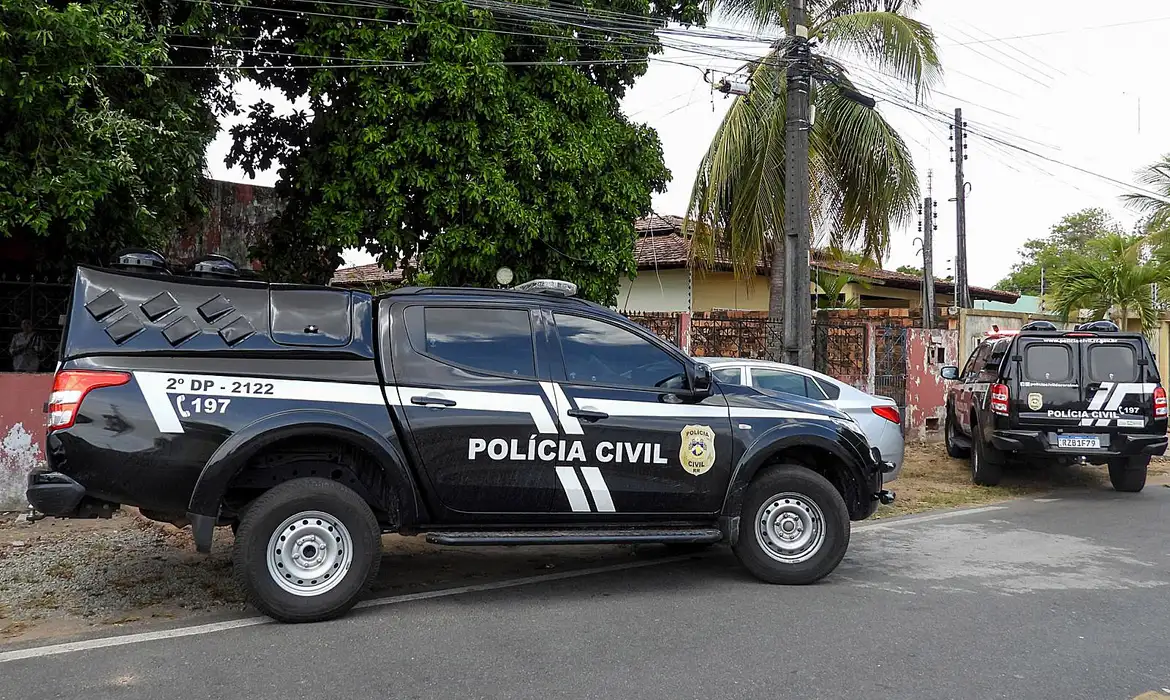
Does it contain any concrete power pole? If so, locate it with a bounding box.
[951,108,971,308]
[782,0,813,368]
[921,171,937,329]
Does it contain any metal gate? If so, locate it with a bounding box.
[872,325,908,408]
[812,321,867,390]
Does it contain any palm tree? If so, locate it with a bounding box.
[1123,155,1170,236]
[685,0,940,320]
[1049,234,1170,332]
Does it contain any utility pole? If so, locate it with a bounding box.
[920,170,937,329]
[951,108,971,309]
[782,0,813,368]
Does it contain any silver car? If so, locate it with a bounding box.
[701,358,905,482]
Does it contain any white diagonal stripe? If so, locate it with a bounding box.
[552,383,583,435]
[555,466,591,512]
[580,466,615,512]
[1103,382,1157,411]
[1086,383,1113,411]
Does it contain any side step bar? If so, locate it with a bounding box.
[426,527,723,546]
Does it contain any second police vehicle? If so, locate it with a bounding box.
[27,253,894,622]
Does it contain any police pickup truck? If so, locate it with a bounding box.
[942,320,1167,490]
[28,254,893,622]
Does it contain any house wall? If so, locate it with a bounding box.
[617,268,691,313]
[958,308,1069,362]
[0,373,53,509]
[905,328,960,441]
[692,271,770,312]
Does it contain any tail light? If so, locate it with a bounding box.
[1154,386,1168,419]
[871,405,901,424]
[48,370,131,430]
[990,383,1010,416]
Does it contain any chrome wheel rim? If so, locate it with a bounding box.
[266,510,353,597]
[754,492,826,564]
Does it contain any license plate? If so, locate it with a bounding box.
[1058,434,1101,449]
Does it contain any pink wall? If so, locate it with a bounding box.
[904,329,959,441]
[0,373,53,509]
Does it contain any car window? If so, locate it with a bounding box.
[411,306,536,378]
[963,343,991,382]
[1023,343,1073,383]
[803,376,829,401]
[1088,344,1138,382]
[712,367,743,384]
[811,377,840,400]
[555,313,686,390]
[979,339,1010,382]
[751,368,810,397]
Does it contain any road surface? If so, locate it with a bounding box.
[3,485,1169,700]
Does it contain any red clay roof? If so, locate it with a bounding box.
[330,262,403,287]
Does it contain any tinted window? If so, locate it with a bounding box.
[752,369,810,397]
[1088,344,1138,382]
[271,289,351,346]
[963,343,991,381]
[417,306,536,378]
[712,367,743,384]
[812,377,840,400]
[555,314,686,390]
[1024,344,1073,382]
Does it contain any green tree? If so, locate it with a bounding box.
[1049,233,1170,332]
[895,264,921,276]
[0,0,223,272]
[1123,155,1170,237]
[685,0,939,320]
[996,208,1124,296]
[229,0,698,302]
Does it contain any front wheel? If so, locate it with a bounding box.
[233,477,382,623]
[1108,456,1148,492]
[733,465,850,585]
[945,409,969,459]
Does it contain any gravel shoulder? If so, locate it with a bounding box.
[4,443,1168,645]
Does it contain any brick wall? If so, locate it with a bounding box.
[0,373,52,509]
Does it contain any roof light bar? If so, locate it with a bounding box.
[514,279,578,297]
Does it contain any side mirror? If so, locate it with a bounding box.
[691,363,713,396]
[940,365,960,381]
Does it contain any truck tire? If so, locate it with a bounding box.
[970,424,1003,487]
[945,409,969,459]
[1108,456,1148,493]
[233,477,381,623]
[733,464,850,585]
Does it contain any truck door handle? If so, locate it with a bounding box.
[567,408,609,422]
[411,396,456,408]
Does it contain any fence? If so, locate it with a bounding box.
[625,311,918,431]
[1,279,70,373]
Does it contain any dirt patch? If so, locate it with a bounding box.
[877,442,1170,518]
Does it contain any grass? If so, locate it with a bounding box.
[875,443,1170,519]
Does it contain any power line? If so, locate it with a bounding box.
[941,15,1170,47]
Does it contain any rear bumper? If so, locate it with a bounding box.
[26,470,118,518]
[990,430,1168,458]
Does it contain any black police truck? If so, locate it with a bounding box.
[28,256,893,622]
[942,320,1167,490]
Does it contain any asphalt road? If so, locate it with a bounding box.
[3,486,1170,700]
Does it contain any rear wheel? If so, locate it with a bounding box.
[945,409,969,459]
[970,424,1003,486]
[1108,456,1148,493]
[233,477,382,623]
[733,465,850,585]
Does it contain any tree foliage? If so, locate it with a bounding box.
[1048,233,1170,332]
[995,208,1125,296]
[1123,154,1170,237]
[685,0,939,319]
[228,0,698,302]
[0,0,224,270]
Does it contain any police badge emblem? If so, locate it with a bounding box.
[679,425,716,475]
[1027,392,1043,411]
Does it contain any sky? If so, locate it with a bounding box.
[204,0,1170,289]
